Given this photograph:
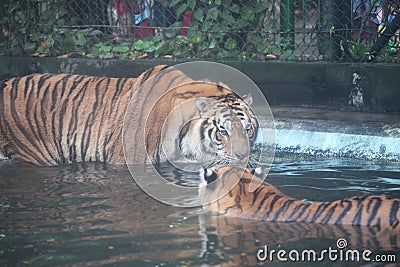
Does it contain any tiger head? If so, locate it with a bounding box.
[199,165,269,216]
[179,94,258,167]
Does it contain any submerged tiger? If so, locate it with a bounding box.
[200,166,400,230]
[0,66,258,166]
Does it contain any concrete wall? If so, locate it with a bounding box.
[1,56,399,112]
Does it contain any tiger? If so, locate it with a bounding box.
[0,65,258,166]
[151,92,257,167]
[200,165,400,231]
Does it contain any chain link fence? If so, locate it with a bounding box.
[1,0,399,61]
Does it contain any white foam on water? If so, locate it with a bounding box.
[257,128,400,162]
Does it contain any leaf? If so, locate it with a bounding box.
[165,22,181,38]
[229,4,240,13]
[75,30,85,39]
[224,38,236,50]
[89,29,104,36]
[130,51,141,58]
[154,41,167,57]
[152,35,163,43]
[202,21,212,31]
[99,45,111,54]
[255,2,270,12]
[193,9,204,22]
[57,28,67,35]
[90,48,100,58]
[63,36,75,51]
[281,50,297,60]
[206,7,219,21]
[173,48,183,57]
[191,32,202,43]
[46,37,55,48]
[215,0,221,5]
[143,41,156,53]
[241,7,255,21]
[113,45,130,53]
[103,52,114,59]
[209,39,217,49]
[169,0,181,8]
[176,4,188,18]
[176,35,189,44]
[30,33,41,42]
[132,40,144,51]
[75,36,86,47]
[23,43,36,54]
[217,49,230,59]
[264,44,280,55]
[188,0,196,10]
[220,10,235,25]
[348,42,367,60]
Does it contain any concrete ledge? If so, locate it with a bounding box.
[1,56,400,112]
[257,107,400,163]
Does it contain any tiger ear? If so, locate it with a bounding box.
[251,167,262,176]
[196,97,212,113]
[243,94,253,105]
[202,168,218,184]
[251,166,268,179]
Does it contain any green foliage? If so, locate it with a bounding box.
[29,28,105,56]
[0,0,299,61]
[167,0,274,60]
[340,39,399,62]
[340,40,368,61]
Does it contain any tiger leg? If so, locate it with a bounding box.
[0,136,6,160]
[0,80,9,160]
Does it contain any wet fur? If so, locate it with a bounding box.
[201,166,400,230]
[0,67,258,166]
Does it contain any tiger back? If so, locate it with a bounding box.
[0,65,181,165]
[200,165,400,231]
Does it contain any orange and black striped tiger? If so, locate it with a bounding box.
[200,165,400,231]
[0,66,258,166]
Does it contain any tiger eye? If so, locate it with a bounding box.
[219,130,228,136]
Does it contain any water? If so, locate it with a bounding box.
[0,159,399,267]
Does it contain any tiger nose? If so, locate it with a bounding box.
[235,149,249,160]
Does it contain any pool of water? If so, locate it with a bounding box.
[0,159,399,266]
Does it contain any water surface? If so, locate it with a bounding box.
[0,159,399,266]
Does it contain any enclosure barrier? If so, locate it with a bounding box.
[1,0,399,61]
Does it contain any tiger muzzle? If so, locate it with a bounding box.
[230,124,250,161]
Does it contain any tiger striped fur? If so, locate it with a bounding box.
[0,66,258,166]
[200,166,400,230]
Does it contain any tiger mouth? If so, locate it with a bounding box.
[210,154,257,169]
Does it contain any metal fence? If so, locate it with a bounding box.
[1,0,400,61]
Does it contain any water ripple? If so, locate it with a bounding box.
[0,159,399,266]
